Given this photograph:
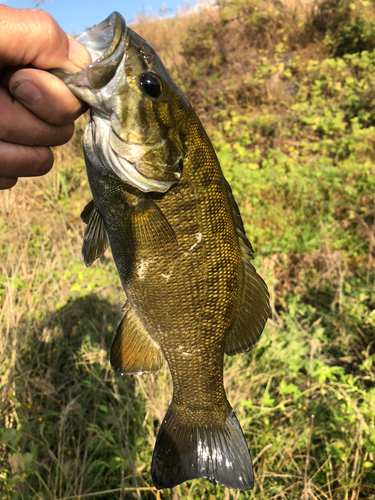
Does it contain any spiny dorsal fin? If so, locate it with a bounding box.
[224,179,270,355]
[110,302,164,375]
[125,194,177,250]
[81,203,110,267]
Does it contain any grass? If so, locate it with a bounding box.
[1,0,375,498]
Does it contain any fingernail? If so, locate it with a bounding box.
[68,37,92,70]
[12,81,42,105]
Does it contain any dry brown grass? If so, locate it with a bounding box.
[1,1,374,498]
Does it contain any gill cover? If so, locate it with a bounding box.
[53,12,185,193]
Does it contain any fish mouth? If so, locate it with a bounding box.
[53,12,180,194]
[75,12,129,90]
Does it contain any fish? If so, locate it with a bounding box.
[53,12,270,491]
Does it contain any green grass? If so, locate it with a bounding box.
[1,0,375,498]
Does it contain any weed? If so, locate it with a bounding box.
[1,0,375,498]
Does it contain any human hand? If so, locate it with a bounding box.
[0,5,92,189]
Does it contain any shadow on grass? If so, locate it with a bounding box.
[5,294,159,500]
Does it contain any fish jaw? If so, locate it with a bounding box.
[52,12,129,106]
[75,11,127,84]
[52,12,185,193]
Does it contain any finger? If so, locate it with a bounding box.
[0,7,91,73]
[0,87,74,146]
[9,68,88,126]
[0,139,54,179]
[0,177,18,190]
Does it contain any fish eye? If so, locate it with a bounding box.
[140,73,162,98]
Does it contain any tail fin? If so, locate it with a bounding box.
[151,401,253,490]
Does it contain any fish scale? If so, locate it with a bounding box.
[53,11,270,491]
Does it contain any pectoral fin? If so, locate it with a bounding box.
[81,201,110,267]
[111,302,164,374]
[125,194,177,250]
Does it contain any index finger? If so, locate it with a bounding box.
[0,6,91,73]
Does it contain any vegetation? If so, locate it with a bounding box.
[1,0,374,498]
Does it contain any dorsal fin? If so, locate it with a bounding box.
[110,302,164,375]
[224,180,270,355]
[81,202,110,267]
[224,179,254,257]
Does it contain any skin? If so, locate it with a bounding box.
[0,5,92,189]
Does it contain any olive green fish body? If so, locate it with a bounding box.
[86,109,234,395]
[55,12,270,490]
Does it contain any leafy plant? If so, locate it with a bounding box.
[1,1,375,498]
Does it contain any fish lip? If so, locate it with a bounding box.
[75,12,129,89]
[75,12,125,59]
[50,12,129,89]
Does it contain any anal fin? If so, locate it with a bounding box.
[110,302,164,375]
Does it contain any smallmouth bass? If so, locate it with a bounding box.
[54,12,270,490]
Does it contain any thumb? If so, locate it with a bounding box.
[0,6,91,73]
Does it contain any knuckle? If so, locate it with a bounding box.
[61,123,75,143]
[0,177,18,190]
[0,91,16,141]
[30,9,56,30]
[30,9,64,51]
[31,147,54,175]
[51,105,74,126]
[51,123,75,146]
[33,122,71,147]
[60,107,77,125]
